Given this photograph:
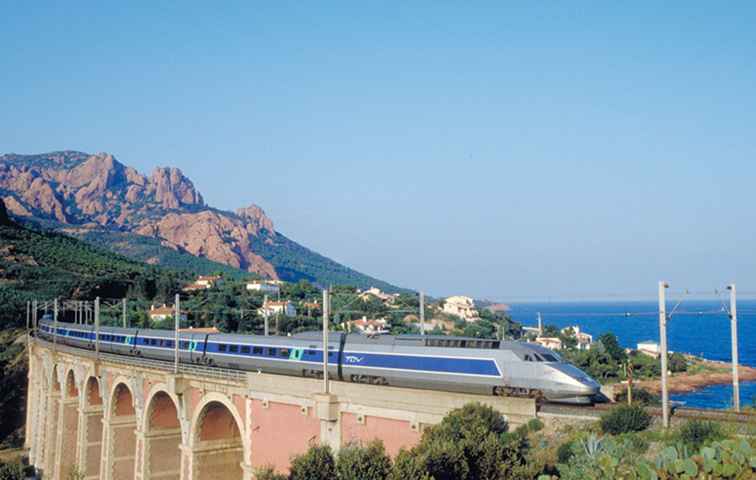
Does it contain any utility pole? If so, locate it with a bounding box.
[122,298,127,328]
[626,360,633,405]
[174,294,180,374]
[95,297,100,359]
[728,284,740,412]
[658,281,670,428]
[322,288,330,394]
[263,294,269,336]
[419,291,425,335]
[537,312,543,336]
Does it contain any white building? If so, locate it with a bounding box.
[148,304,187,322]
[534,337,563,350]
[358,287,398,304]
[195,275,221,288]
[637,340,660,358]
[350,317,389,335]
[442,296,480,322]
[561,325,593,350]
[258,300,296,318]
[246,280,281,295]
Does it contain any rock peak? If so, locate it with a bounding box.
[236,204,275,233]
[149,167,204,209]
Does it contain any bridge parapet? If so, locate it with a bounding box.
[26,337,537,479]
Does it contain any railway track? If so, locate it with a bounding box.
[538,401,756,425]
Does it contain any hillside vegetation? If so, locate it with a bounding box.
[0,216,188,329]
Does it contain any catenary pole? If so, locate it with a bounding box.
[95,297,100,359]
[323,288,330,394]
[263,294,269,336]
[728,284,740,412]
[122,298,127,328]
[658,281,669,428]
[174,294,180,374]
[419,291,425,335]
[53,297,58,352]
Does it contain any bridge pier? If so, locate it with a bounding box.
[43,385,61,478]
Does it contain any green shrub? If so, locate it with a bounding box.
[614,388,660,406]
[253,466,287,480]
[678,420,724,450]
[289,444,336,480]
[639,439,754,479]
[527,418,545,432]
[556,441,575,464]
[336,440,392,480]
[600,404,651,435]
[388,402,533,480]
[0,461,25,480]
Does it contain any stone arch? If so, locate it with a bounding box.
[107,381,138,480]
[58,369,81,478]
[190,393,246,480]
[143,386,183,480]
[81,376,104,478]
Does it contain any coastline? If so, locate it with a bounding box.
[618,360,756,395]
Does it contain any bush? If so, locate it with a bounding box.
[556,441,575,464]
[253,466,287,480]
[614,387,660,406]
[600,404,651,435]
[678,420,724,450]
[0,461,26,480]
[336,440,392,480]
[527,418,545,432]
[289,444,336,480]
[389,402,534,480]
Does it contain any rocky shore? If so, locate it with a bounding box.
[623,360,756,395]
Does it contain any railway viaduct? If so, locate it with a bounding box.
[25,338,537,480]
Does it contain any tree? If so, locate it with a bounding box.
[336,440,392,480]
[598,333,626,363]
[289,444,336,480]
[389,403,531,480]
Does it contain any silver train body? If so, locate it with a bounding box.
[37,319,600,404]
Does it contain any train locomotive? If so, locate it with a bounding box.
[37,319,600,404]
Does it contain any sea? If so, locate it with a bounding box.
[507,299,756,409]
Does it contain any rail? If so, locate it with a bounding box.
[539,401,756,425]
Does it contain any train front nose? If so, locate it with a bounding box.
[549,363,601,396]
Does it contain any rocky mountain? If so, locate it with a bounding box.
[0,151,403,292]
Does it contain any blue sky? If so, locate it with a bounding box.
[2,2,756,299]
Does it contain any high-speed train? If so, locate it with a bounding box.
[37,319,600,404]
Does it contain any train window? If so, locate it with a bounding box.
[180,341,188,349]
[268,348,277,356]
[541,354,558,362]
[219,344,227,352]
[241,346,250,354]
[524,354,533,362]
[166,341,174,348]
[253,347,263,354]
[306,350,315,356]
[328,351,335,358]
[150,339,158,346]
[229,345,239,353]
[534,354,546,362]
[280,348,290,357]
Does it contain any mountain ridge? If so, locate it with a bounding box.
[0,151,405,292]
